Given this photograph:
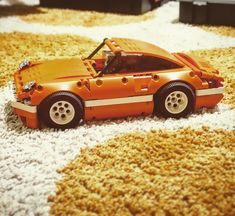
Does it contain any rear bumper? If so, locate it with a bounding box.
[195,87,224,110]
[196,87,224,96]
[11,101,39,128]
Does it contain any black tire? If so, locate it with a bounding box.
[154,82,195,118]
[38,92,84,129]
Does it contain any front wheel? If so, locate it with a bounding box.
[38,92,84,129]
[154,82,195,118]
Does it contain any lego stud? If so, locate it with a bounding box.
[189,72,195,77]
[122,77,128,84]
[96,79,103,86]
[152,74,159,81]
[77,81,82,88]
[37,85,43,91]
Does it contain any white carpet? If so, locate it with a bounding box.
[0,2,234,215]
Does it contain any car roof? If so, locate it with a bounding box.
[105,38,183,66]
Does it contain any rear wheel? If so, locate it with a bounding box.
[154,82,195,118]
[38,92,83,129]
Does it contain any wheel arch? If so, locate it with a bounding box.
[38,90,85,110]
[154,79,196,98]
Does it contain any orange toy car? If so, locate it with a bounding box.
[11,38,224,129]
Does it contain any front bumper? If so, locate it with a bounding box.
[11,101,39,128]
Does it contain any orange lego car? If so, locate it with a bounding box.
[11,38,224,129]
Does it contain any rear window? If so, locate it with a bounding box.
[140,56,182,71]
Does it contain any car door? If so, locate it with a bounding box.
[119,55,153,94]
[86,55,154,119]
[89,55,135,100]
[89,55,157,99]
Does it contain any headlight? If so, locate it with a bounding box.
[19,59,30,70]
[23,98,31,105]
[23,81,36,92]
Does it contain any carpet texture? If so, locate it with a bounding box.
[0,1,234,216]
[199,25,235,38]
[49,128,235,216]
[1,5,155,27]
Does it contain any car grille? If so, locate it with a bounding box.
[12,80,17,99]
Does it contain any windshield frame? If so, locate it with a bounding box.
[86,38,120,77]
[86,38,107,60]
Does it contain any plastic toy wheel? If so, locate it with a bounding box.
[38,92,83,129]
[154,82,195,118]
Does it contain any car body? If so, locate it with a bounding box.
[11,38,224,129]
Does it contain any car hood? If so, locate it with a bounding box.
[16,58,94,85]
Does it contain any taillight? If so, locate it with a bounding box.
[207,79,223,88]
[208,80,217,88]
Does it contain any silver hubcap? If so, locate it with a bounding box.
[49,101,75,125]
[165,91,188,114]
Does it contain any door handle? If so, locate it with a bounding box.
[134,75,151,93]
[141,87,148,92]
